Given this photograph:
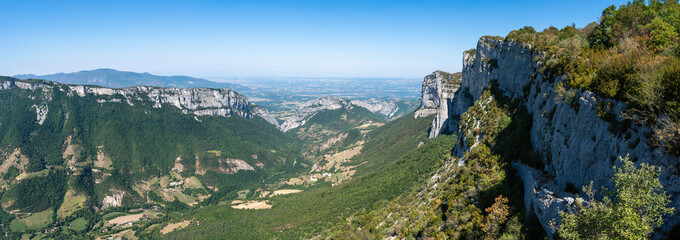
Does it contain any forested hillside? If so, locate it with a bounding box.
[0,77,304,239]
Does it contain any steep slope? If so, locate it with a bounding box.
[325,4,680,236]
[452,36,680,236]
[359,34,679,239]
[323,69,545,239]
[0,76,303,239]
[276,97,388,181]
[14,68,248,92]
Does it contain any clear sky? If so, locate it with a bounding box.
[0,0,628,79]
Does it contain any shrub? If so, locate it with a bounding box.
[558,155,674,239]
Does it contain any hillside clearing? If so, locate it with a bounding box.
[231,201,272,210]
[161,220,192,235]
[272,189,303,196]
[9,209,53,232]
[57,188,87,218]
[108,213,144,225]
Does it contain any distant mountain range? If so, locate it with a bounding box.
[13,68,249,92]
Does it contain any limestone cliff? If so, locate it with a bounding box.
[0,77,252,119]
[422,37,680,236]
[278,97,394,132]
[414,70,462,138]
[350,98,399,119]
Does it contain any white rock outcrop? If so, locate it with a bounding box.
[221,158,256,174]
[251,106,281,129]
[102,191,126,209]
[279,97,351,132]
[278,97,401,132]
[413,71,462,138]
[350,98,399,119]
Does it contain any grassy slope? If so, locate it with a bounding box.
[161,114,452,239]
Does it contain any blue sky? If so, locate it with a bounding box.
[0,0,627,79]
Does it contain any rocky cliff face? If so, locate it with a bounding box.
[0,77,252,119]
[414,71,462,138]
[279,97,351,132]
[425,37,680,236]
[278,97,396,132]
[350,98,399,119]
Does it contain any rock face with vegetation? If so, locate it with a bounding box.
[414,70,462,138]
[1,77,252,118]
[422,18,680,239]
[350,98,400,119]
[278,96,389,132]
[279,97,352,132]
[0,75,304,239]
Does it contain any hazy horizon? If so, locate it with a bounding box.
[2,0,627,79]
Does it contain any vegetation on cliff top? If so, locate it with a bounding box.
[504,0,680,154]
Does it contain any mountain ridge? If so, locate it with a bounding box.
[13,68,249,92]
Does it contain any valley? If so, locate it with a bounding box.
[1,1,680,239]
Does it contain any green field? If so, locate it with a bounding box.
[69,217,88,232]
[10,219,26,232]
[57,189,87,218]
[103,212,126,221]
[10,209,53,232]
[16,169,49,180]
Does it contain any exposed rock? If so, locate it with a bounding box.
[513,163,582,239]
[33,104,48,125]
[0,78,252,119]
[194,154,255,175]
[172,156,184,173]
[277,96,399,132]
[0,148,28,177]
[251,106,281,129]
[69,85,250,118]
[102,190,125,209]
[350,98,399,119]
[425,37,680,235]
[279,97,350,132]
[413,71,462,138]
[220,159,256,174]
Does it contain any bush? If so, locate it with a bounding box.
[558,155,674,239]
